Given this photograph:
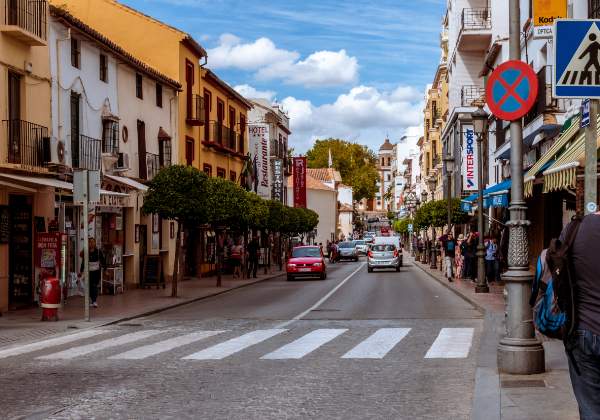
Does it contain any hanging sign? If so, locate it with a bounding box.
[293,157,307,208]
[461,125,478,192]
[533,0,567,38]
[249,124,271,199]
[486,60,539,121]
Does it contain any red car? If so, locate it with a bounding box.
[287,246,327,281]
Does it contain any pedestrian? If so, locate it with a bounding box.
[455,233,465,279]
[485,236,498,283]
[560,212,600,418]
[319,242,324,256]
[441,232,457,282]
[79,238,105,308]
[230,239,243,279]
[247,235,260,278]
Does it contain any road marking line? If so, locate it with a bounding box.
[277,262,365,328]
[342,328,411,359]
[108,331,226,360]
[261,329,347,360]
[182,329,286,360]
[37,330,163,360]
[0,330,110,359]
[424,328,474,359]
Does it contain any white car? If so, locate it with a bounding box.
[354,239,368,255]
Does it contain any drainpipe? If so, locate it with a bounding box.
[55,28,71,144]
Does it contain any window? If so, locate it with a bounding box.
[590,0,600,18]
[203,89,212,141]
[71,38,80,68]
[186,60,194,119]
[217,167,226,178]
[203,163,212,176]
[185,137,194,165]
[230,170,237,182]
[239,114,246,153]
[136,73,143,99]
[156,83,162,108]
[381,157,384,166]
[159,138,171,167]
[99,54,108,82]
[102,119,119,154]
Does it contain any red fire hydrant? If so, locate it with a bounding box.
[40,277,61,321]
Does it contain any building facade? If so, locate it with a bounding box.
[376,138,394,212]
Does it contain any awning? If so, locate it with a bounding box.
[496,124,562,160]
[0,173,133,197]
[104,174,148,191]
[461,179,512,212]
[524,115,583,197]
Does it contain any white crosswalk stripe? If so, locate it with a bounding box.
[37,330,163,360]
[424,328,474,359]
[0,329,110,359]
[108,331,227,360]
[183,329,286,360]
[342,328,411,359]
[262,329,347,360]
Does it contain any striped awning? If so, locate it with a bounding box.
[524,115,581,198]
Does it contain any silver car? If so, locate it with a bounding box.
[354,240,368,255]
[367,244,401,272]
[337,241,359,261]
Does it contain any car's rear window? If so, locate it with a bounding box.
[354,240,365,245]
[292,247,321,258]
[371,245,396,252]
[339,242,354,248]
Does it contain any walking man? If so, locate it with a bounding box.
[442,232,456,282]
[247,235,260,278]
[562,212,600,418]
[80,238,104,308]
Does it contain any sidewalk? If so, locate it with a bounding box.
[0,269,285,347]
[410,256,579,420]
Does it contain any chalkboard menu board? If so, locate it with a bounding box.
[0,206,8,244]
[142,255,163,289]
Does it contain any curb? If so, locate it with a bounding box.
[410,257,487,313]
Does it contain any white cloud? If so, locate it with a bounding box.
[280,84,424,154]
[207,34,359,87]
[233,84,276,101]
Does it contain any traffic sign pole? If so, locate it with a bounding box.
[585,99,599,215]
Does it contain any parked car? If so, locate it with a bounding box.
[354,239,368,255]
[337,241,359,261]
[287,246,327,281]
[367,243,402,272]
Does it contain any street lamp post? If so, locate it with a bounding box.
[472,106,489,294]
[443,156,455,232]
[420,190,428,263]
[428,176,437,269]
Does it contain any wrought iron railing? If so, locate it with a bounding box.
[186,94,205,125]
[4,0,47,40]
[146,152,160,180]
[3,119,48,167]
[73,134,101,170]
[461,8,491,31]
[461,85,486,106]
[208,121,231,146]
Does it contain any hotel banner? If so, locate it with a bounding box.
[293,157,307,208]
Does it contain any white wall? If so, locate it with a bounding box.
[287,187,337,245]
[338,185,353,206]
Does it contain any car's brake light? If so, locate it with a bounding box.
[367,251,372,258]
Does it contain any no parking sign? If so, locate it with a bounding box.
[486,60,538,121]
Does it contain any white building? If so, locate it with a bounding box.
[377,138,394,212]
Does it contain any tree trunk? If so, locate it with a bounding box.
[171,222,182,297]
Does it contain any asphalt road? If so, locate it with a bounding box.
[0,257,483,419]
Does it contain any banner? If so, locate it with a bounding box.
[532,0,566,38]
[462,125,478,192]
[293,157,307,208]
[271,158,284,202]
[249,124,271,199]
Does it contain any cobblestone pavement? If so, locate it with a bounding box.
[0,260,483,419]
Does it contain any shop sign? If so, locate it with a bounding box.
[461,125,478,192]
[99,193,129,208]
[249,124,271,199]
[293,157,307,208]
[533,0,567,38]
[272,159,284,202]
[36,232,61,269]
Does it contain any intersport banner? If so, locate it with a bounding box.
[462,124,478,192]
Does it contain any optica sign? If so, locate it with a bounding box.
[462,125,478,192]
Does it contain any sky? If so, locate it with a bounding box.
[122,0,446,155]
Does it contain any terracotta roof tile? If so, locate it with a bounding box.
[287,174,336,191]
[307,168,342,183]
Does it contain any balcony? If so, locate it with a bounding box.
[145,152,160,180]
[2,119,48,169]
[1,0,47,46]
[523,65,563,127]
[186,94,205,126]
[72,134,101,170]
[457,8,491,53]
[461,85,486,107]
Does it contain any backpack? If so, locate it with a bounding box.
[530,217,583,339]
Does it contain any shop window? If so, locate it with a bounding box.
[217,167,226,178]
[156,83,162,108]
[185,137,194,166]
[230,170,237,182]
[71,38,80,68]
[203,163,212,176]
[99,54,108,82]
[136,73,143,99]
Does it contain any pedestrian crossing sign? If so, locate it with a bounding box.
[554,19,600,98]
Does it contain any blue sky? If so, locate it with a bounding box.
[122,0,445,153]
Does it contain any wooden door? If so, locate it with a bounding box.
[137,120,147,179]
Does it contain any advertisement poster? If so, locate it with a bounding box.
[461,125,478,192]
[532,0,566,38]
[272,158,284,202]
[293,157,307,208]
[248,124,271,199]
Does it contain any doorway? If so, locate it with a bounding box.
[8,195,33,308]
[138,224,147,283]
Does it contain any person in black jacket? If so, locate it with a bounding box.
[80,238,105,307]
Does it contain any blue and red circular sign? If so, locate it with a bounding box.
[486,60,538,121]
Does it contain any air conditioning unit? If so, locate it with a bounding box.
[43,137,66,167]
[113,152,129,172]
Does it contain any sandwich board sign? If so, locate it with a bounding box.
[554,20,600,98]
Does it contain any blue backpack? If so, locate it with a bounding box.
[531,250,566,339]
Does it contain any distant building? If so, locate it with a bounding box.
[376,138,394,212]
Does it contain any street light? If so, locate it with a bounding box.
[472,106,489,293]
[427,176,437,269]
[443,155,455,232]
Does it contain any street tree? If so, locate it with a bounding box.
[306,138,379,201]
[142,165,208,297]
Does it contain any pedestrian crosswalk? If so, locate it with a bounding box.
[0,327,476,362]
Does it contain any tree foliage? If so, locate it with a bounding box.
[413,198,470,229]
[306,138,379,201]
[393,218,413,234]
